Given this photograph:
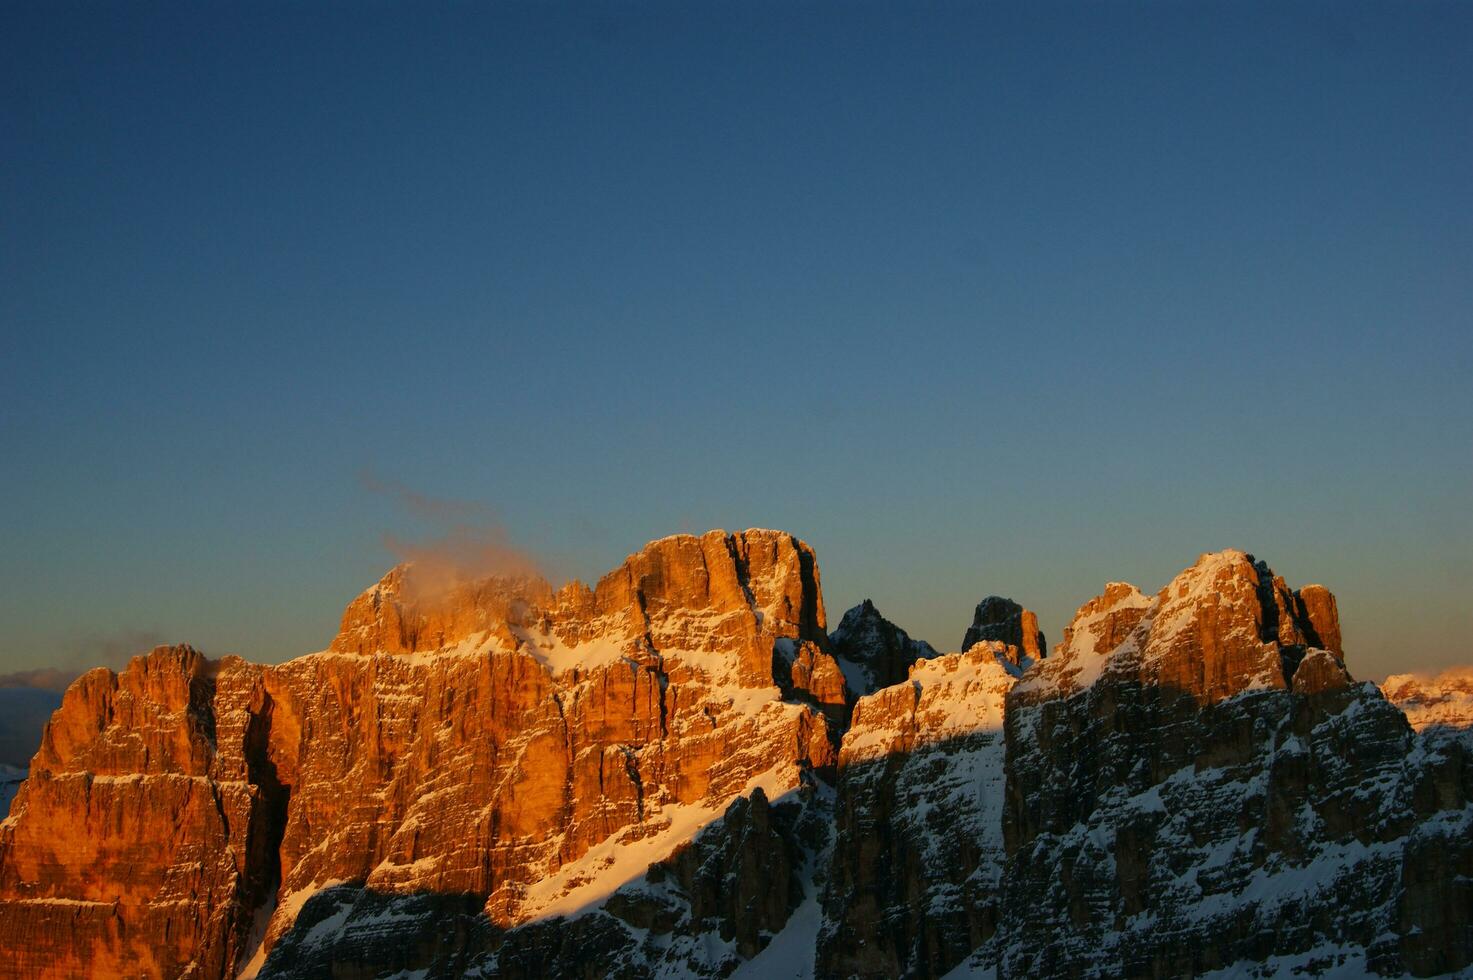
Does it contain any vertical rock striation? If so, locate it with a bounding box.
[961,597,1046,667]
[994,550,1473,978]
[0,646,282,979]
[0,530,842,980]
[2,539,1469,979]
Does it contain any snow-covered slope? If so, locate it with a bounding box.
[1383,667,1473,737]
[989,551,1472,978]
[2,539,1470,979]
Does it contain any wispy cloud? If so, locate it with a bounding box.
[361,471,551,597]
[0,627,167,693]
[0,668,76,693]
[358,471,494,524]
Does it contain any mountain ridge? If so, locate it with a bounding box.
[0,530,1468,978]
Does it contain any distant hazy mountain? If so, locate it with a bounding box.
[0,687,62,769]
[0,764,25,818]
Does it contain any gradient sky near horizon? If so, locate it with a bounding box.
[3,2,1470,683]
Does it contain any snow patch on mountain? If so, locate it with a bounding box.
[520,764,800,924]
[1382,666,1473,737]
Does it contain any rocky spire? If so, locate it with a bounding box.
[829,599,938,696]
[961,596,1046,666]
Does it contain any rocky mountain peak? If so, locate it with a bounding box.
[330,528,830,686]
[997,550,1469,979]
[329,564,554,656]
[961,596,1046,667]
[1293,582,1342,656]
[0,530,850,979]
[829,598,938,696]
[1027,550,1349,706]
[1056,580,1152,661]
[3,539,1467,979]
[1382,666,1473,734]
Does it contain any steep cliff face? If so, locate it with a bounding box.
[2,539,1468,980]
[986,551,1472,979]
[829,599,939,696]
[960,597,1046,666]
[0,646,281,979]
[0,529,843,980]
[818,640,1026,979]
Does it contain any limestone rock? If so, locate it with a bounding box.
[961,597,1045,666]
[1294,583,1342,657]
[3,539,1468,980]
[774,638,850,727]
[829,599,938,697]
[819,642,1021,979]
[1382,667,1473,736]
[0,530,839,980]
[0,646,277,980]
[995,550,1473,978]
[255,784,826,979]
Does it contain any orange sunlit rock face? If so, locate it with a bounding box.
[995,551,1469,978]
[0,646,279,979]
[3,539,1467,980]
[0,529,841,979]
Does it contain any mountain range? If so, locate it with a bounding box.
[0,529,1468,978]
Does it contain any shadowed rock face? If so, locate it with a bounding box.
[992,550,1472,979]
[0,530,843,980]
[819,642,1020,979]
[961,597,1046,666]
[256,785,824,980]
[829,598,939,697]
[1,541,1467,980]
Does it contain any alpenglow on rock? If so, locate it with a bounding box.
[1382,667,1473,736]
[981,550,1471,979]
[0,538,1469,979]
[0,530,846,979]
[960,595,1046,666]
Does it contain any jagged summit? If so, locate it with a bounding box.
[1,538,1468,979]
[329,528,829,679]
[828,598,938,696]
[1020,548,1348,703]
[993,549,1472,978]
[961,595,1046,665]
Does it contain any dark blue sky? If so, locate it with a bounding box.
[3,2,1469,680]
